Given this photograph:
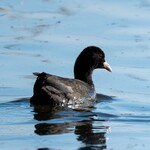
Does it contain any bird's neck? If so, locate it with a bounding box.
[74,67,94,86]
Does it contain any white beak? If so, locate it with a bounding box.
[103,61,112,72]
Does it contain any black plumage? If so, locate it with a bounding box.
[30,46,112,109]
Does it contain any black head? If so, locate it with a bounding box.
[74,46,112,85]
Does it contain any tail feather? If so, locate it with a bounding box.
[33,72,47,77]
[33,72,40,76]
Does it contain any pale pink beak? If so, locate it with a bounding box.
[103,61,112,72]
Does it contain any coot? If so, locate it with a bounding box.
[30,46,112,109]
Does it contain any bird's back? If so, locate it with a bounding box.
[30,72,96,108]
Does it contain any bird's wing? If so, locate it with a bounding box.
[37,73,75,104]
[32,72,94,106]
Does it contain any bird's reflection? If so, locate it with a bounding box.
[33,105,63,121]
[32,105,108,149]
[35,122,73,135]
[75,121,106,145]
[37,148,50,150]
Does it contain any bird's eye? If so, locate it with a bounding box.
[99,54,103,58]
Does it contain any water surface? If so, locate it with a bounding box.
[0,0,150,150]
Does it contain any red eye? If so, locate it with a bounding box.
[99,54,103,58]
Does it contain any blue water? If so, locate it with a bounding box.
[0,0,150,150]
